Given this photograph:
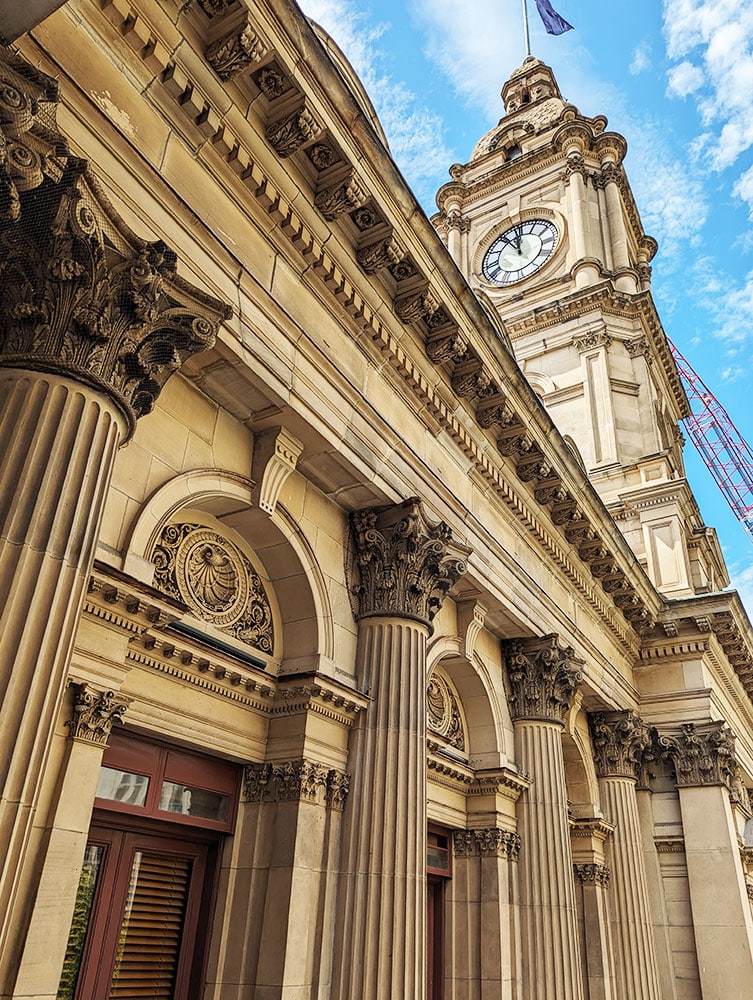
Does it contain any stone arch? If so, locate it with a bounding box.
[562,706,601,819]
[123,468,333,665]
[523,369,557,399]
[427,640,507,768]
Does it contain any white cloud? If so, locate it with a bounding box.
[720,363,748,382]
[663,1,753,172]
[727,555,753,618]
[300,0,454,202]
[630,41,652,75]
[666,59,704,97]
[412,0,521,119]
[717,270,753,345]
[733,163,753,216]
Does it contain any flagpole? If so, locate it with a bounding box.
[522,0,532,58]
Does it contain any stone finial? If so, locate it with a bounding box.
[590,710,651,780]
[350,499,470,626]
[68,684,130,746]
[0,49,232,439]
[502,634,582,723]
[658,722,737,790]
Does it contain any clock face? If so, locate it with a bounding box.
[482,219,559,286]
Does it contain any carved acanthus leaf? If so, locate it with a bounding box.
[394,287,439,324]
[356,232,405,274]
[314,171,369,220]
[590,710,650,780]
[265,106,322,157]
[243,759,350,809]
[657,722,737,789]
[68,684,130,746]
[573,863,611,886]
[205,17,268,80]
[503,635,582,723]
[350,498,471,626]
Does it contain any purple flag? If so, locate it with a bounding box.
[534,0,574,35]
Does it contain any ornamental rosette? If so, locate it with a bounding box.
[590,710,651,780]
[350,499,471,627]
[503,634,582,723]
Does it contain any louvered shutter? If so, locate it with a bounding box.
[108,851,192,999]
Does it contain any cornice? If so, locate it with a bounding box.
[51,1,662,644]
[646,592,753,716]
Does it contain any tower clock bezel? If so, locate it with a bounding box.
[476,212,564,288]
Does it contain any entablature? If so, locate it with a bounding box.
[26,0,665,646]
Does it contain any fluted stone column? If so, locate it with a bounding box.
[503,635,585,1000]
[0,47,230,994]
[659,722,753,999]
[333,499,469,1000]
[565,156,599,288]
[600,162,636,293]
[590,712,660,1000]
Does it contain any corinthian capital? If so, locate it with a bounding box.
[658,722,737,789]
[502,635,582,723]
[350,499,471,626]
[0,49,232,438]
[68,684,130,747]
[590,710,650,780]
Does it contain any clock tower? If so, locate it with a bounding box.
[433,57,726,599]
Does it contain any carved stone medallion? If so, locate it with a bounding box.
[152,522,274,653]
[427,671,465,751]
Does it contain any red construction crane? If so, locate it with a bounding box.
[669,339,753,541]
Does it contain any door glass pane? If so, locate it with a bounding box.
[57,845,104,1000]
[109,851,192,999]
[96,767,149,807]
[159,780,229,821]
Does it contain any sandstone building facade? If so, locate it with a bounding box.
[1,2,753,999]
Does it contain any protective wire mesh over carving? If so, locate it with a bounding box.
[152,523,274,654]
[350,498,471,626]
[427,670,465,751]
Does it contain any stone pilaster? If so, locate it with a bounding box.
[503,635,585,1000]
[333,499,469,1000]
[590,711,661,1000]
[659,722,753,998]
[449,828,521,999]
[13,685,131,999]
[0,47,230,994]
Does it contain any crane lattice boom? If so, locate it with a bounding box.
[669,339,753,540]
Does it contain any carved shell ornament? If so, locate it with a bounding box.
[152,522,274,653]
[427,671,465,751]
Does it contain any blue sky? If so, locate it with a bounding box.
[301,0,753,614]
